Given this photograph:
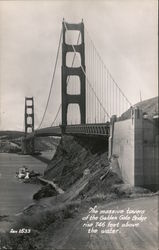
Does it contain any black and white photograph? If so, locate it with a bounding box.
[0,0,158,249]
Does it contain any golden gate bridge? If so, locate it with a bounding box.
[22,19,132,154]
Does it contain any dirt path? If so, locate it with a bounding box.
[47,196,158,250]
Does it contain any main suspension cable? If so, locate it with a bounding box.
[38,28,62,129]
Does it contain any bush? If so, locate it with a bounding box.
[111,184,151,198]
[0,201,81,250]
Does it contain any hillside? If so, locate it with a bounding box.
[0,131,59,153]
[0,131,24,140]
[44,136,115,195]
[119,96,158,120]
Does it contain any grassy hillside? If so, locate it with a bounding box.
[119,96,158,120]
[0,130,24,139]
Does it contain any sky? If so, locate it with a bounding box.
[0,0,158,130]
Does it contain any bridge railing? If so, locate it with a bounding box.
[25,123,110,139]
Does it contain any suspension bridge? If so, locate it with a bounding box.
[22,19,132,154]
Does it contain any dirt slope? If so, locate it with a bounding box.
[43,135,123,199]
[34,137,59,152]
[46,196,158,250]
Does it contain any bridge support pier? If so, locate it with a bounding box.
[21,137,27,155]
[60,124,66,134]
[22,137,35,155]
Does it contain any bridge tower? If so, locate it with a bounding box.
[25,97,34,135]
[22,97,35,154]
[62,20,86,128]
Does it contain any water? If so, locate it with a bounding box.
[0,153,48,216]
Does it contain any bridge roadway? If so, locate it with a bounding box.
[26,123,110,139]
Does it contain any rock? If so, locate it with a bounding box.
[33,184,58,200]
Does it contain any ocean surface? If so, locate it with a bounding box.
[0,153,48,216]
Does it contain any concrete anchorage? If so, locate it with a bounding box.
[109,107,159,190]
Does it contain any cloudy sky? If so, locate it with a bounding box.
[0,0,158,130]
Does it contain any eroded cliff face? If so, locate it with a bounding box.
[43,135,122,199]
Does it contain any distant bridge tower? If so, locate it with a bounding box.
[22,97,35,154]
[62,20,86,128]
[25,97,34,135]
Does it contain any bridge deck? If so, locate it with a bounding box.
[26,123,110,139]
